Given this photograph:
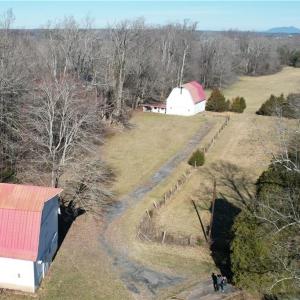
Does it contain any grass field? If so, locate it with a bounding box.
[3,67,299,300]
[156,67,300,237]
[0,111,211,300]
[102,112,207,196]
[224,67,300,113]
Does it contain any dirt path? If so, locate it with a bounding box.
[169,280,239,300]
[100,121,214,299]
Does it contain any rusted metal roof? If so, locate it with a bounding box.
[0,184,62,261]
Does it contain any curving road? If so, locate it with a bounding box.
[100,121,214,299]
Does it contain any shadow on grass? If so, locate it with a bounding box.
[210,198,241,281]
[55,201,85,256]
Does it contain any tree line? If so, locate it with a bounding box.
[0,10,299,212]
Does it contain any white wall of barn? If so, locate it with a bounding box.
[194,100,206,114]
[166,88,196,116]
[0,257,35,292]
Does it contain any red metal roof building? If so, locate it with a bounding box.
[182,81,206,104]
[142,81,206,116]
[0,184,63,261]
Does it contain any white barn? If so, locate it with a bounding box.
[142,81,206,116]
[0,183,63,293]
[166,81,206,116]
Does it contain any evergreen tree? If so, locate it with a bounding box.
[290,50,300,67]
[231,212,275,292]
[230,97,247,113]
[231,163,300,296]
[188,149,205,167]
[206,89,229,112]
[256,94,286,116]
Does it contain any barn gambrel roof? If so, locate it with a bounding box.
[182,81,206,104]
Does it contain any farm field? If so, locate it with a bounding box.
[105,67,300,298]
[3,67,300,300]
[0,111,213,300]
[102,112,208,196]
[156,66,300,239]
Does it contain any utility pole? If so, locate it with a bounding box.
[191,199,208,243]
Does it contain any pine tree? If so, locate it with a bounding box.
[206,89,229,112]
[230,97,246,113]
[256,94,286,116]
[188,149,205,167]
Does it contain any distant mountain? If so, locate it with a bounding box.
[267,26,300,34]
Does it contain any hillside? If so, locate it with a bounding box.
[267,26,300,34]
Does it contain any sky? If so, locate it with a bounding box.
[0,1,300,31]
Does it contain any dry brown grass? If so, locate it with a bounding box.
[224,66,300,113]
[102,111,207,196]
[103,67,300,297]
[3,67,299,300]
[104,118,225,290]
[1,216,132,300]
[156,66,300,237]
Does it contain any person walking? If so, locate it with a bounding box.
[211,273,218,291]
[217,274,224,292]
[222,275,227,287]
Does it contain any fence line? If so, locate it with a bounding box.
[137,115,230,247]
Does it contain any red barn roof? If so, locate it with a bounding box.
[0,183,62,261]
[182,81,206,104]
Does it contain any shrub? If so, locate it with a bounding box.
[231,164,300,295]
[256,93,300,119]
[283,93,300,119]
[231,211,275,292]
[229,97,247,113]
[206,89,229,112]
[256,94,285,116]
[188,149,205,167]
[289,50,300,67]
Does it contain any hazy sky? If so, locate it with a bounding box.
[0,1,300,31]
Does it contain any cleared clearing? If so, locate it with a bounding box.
[4,67,300,300]
[1,109,213,300]
[224,66,300,113]
[156,67,300,238]
[102,112,207,196]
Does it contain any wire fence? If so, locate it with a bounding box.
[137,115,230,247]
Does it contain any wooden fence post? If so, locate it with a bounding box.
[161,231,166,244]
[146,209,151,219]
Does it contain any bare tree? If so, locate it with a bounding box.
[24,29,103,187]
[62,158,115,214]
[0,9,29,180]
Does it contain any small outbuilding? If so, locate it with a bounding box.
[142,81,206,116]
[0,183,63,293]
[142,103,166,114]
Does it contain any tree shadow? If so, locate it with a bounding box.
[205,161,256,281]
[54,201,85,259]
[210,198,241,281]
[206,161,256,211]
